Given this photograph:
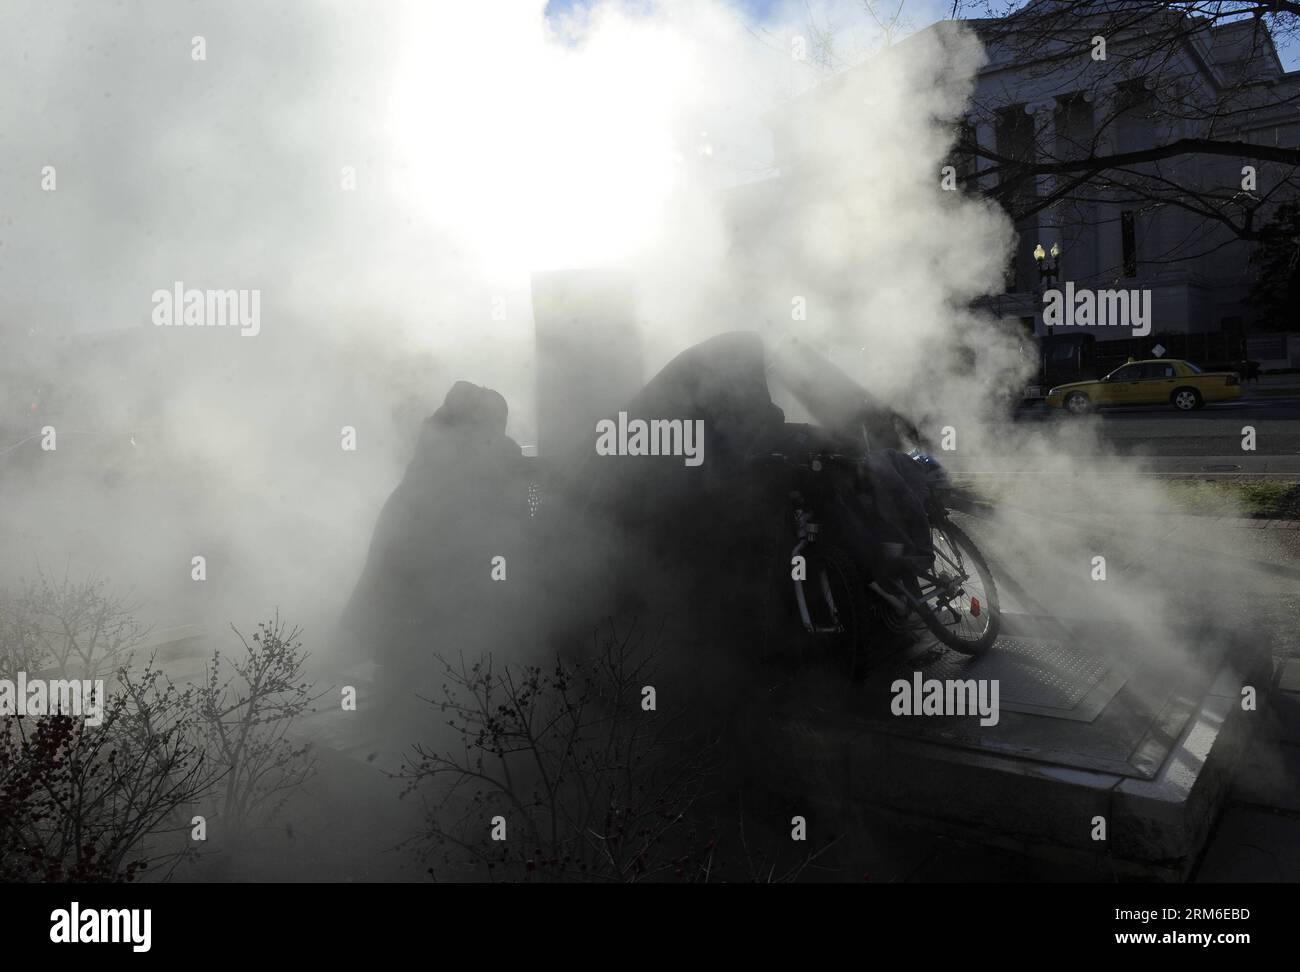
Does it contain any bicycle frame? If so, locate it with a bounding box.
[782,459,974,637]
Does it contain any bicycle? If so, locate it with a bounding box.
[756,445,1000,680]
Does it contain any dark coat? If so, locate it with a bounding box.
[341,381,529,687]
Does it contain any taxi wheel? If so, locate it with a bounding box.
[1065,391,1092,415]
[1172,388,1202,411]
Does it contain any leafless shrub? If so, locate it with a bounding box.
[399,622,717,882]
[0,566,148,680]
[0,661,218,882]
[192,614,321,838]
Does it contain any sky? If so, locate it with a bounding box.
[545,0,785,18]
[545,0,959,47]
[543,0,1300,67]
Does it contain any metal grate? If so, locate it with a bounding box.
[919,635,1111,714]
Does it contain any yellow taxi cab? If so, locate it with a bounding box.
[1045,359,1242,414]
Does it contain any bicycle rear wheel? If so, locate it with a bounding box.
[911,520,999,655]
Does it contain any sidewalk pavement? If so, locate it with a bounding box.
[1242,373,1300,397]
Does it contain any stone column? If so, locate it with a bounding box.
[1027,99,1059,254]
[967,113,998,192]
[1086,86,1118,283]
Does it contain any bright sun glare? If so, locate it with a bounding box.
[389,4,689,277]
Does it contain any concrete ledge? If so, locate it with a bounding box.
[1114,654,1269,872]
[781,649,1272,880]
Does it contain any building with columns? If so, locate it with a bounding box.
[953,2,1300,351]
[752,1,1300,361]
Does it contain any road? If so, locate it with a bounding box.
[1011,395,1300,459]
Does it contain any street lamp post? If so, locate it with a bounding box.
[1034,241,1062,334]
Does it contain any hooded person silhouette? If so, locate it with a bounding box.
[342,381,529,717]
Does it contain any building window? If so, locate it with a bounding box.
[955,119,978,183]
[1120,210,1137,277]
[997,107,1038,293]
